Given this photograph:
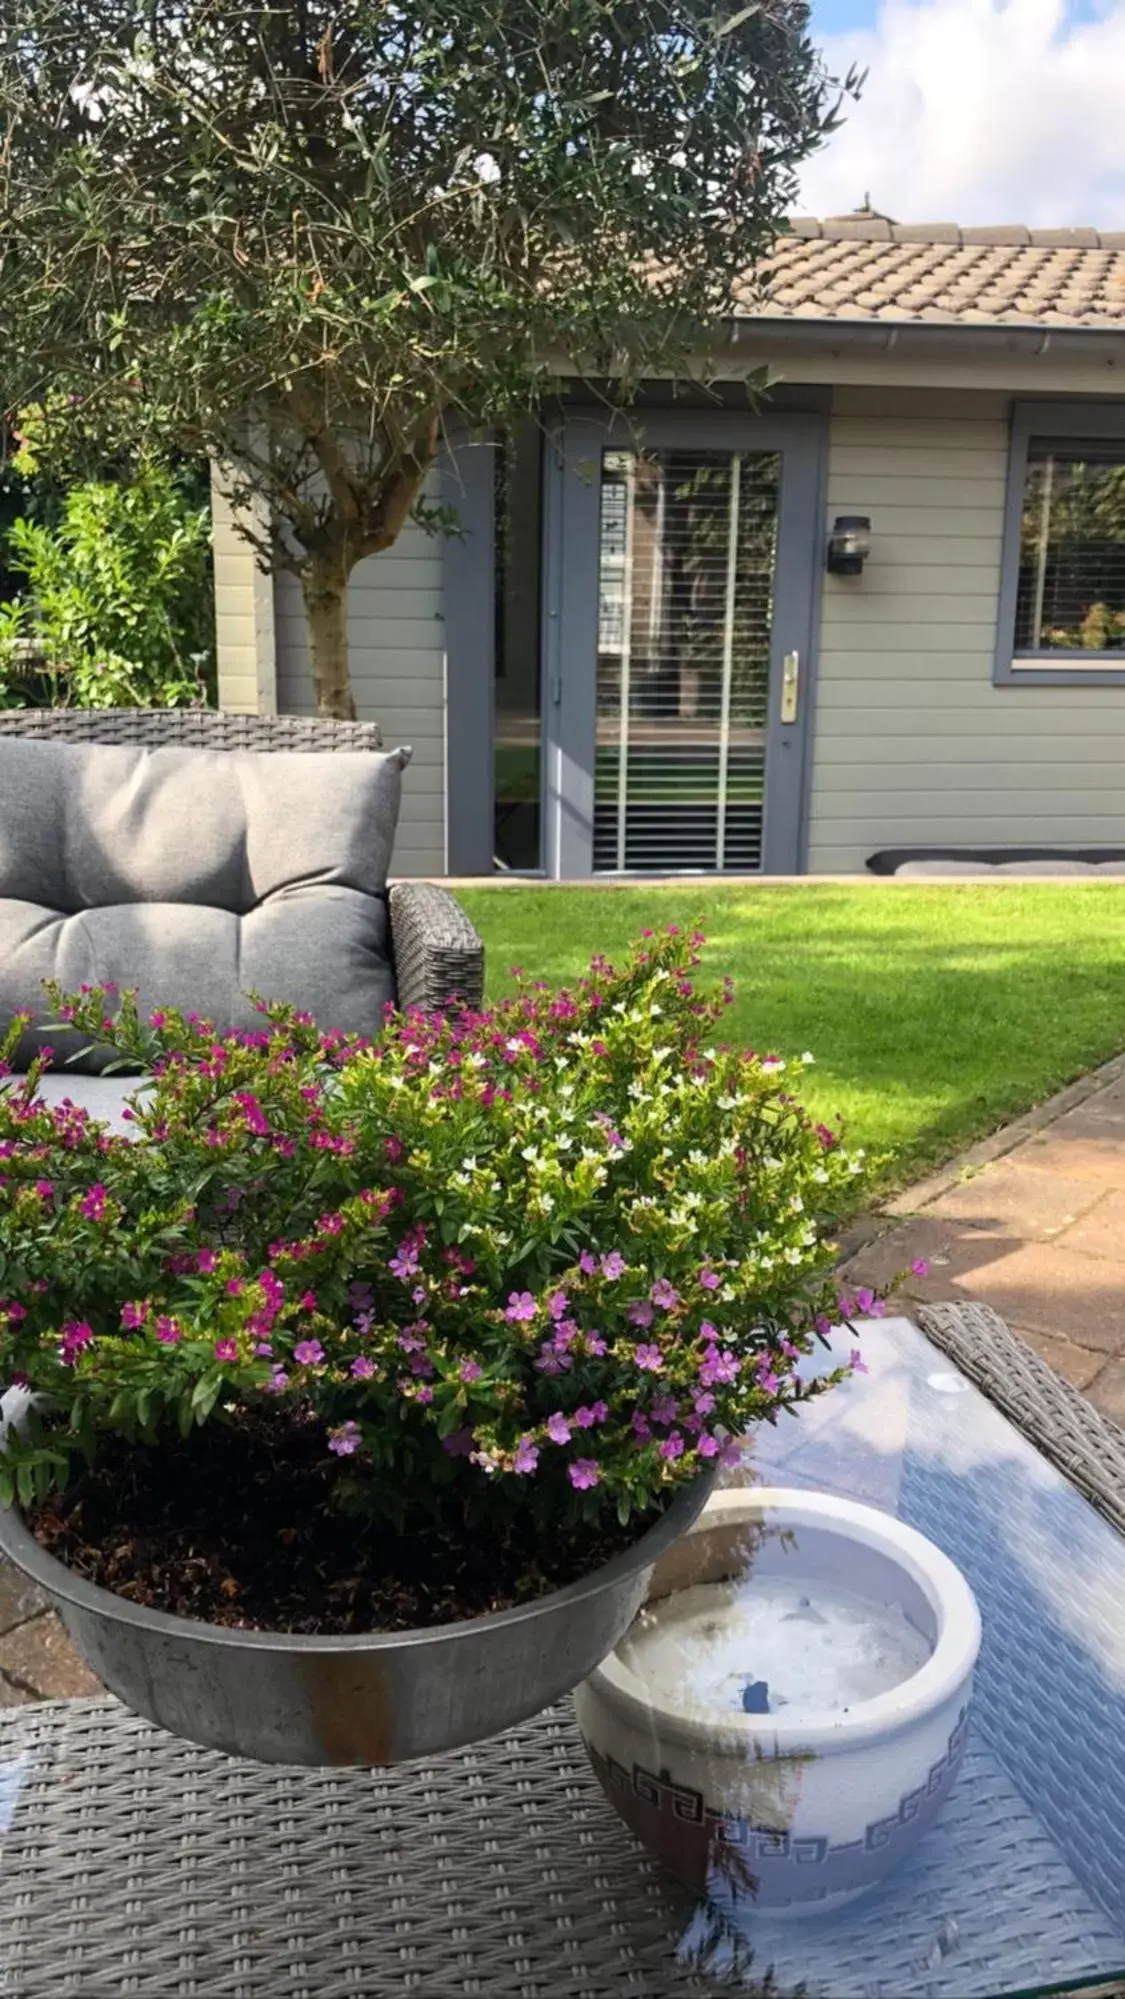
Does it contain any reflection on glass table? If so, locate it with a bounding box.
[0,1312,1123,1998]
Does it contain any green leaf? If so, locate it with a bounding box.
[190,1373,223,1424]
[14,1461,34,1511]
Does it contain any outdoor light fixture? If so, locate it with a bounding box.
[826,516,872,576]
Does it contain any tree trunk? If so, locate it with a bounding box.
[301,564,356,721]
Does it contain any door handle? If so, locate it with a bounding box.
[780,650,799,724]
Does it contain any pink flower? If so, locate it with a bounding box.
[120,1301,147,1331]
[59,1318,93,1364]
[699,1269,721,1291]
[294,1338,324,1367]
[459,1359,482,1384]
[912,1259,929,1278]
[505,1291,537,1323]
[384,1136,405,1163]
[547,1291,569,1322]
[351,1355,376,1378]
[854,1286,876,1316]
[214,1338,238,1363]
[698,1433,720,1458]
[814,1313,833,1337]
[569,1459,601,1490]
[578,1251,597,1276]
[850,1347,869,1375]
[693,1390,716,1416]
[149,1011,166,1030]
[627,1300,654,1329]
[659,1432,685,1461]
[329,1421,362,1457]
[79,1183,108,1221]
[299,1290,318,1312]
[155,1316,181,1347]
[601,1251,626,1280]
[651,1279,679,1311]
[513,1436,540,1475]
[634,1343,664,1372]
[546,1411,572,1445]
[225,1278,244,1297]
[415,1384,434,1404]
[197,1249,218,1274]
[264,1368,289,1394]
[34,1180,53,1201]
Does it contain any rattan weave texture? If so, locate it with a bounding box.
[0,710,386,753]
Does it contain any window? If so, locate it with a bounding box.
[997,405,1125,685]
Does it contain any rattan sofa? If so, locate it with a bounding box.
[0,706,485,1026]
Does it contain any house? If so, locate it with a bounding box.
[212,215,1125,879]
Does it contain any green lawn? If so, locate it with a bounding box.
[456,885,1125,1198]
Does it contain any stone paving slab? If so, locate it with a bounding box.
[847,1049,1125,1426]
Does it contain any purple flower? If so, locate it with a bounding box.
[854,1286,876,1316]
[814,1313,833,1337]
[505,1291,537,1323]
[569,1459,601,1490]
[719,1439,743,1468]
[79,1183,108,1221]
[699,1269,721,1291]
[547,1291,569,1322]
[415,1384,434,1405]
[459,1359,482,1384]
[253,1341,273,1357]
[349,1281,374,1308]
[214,1338,238,1363]
[574,1400,608,1429]
[584,1331,607,1357]
[546,1411,572,1445]
[693,1390,716,1416]
[264,1369,289,1394]
[197,1249,218,1274]
[631,1409,652,1441]
[59,1318,93,1365]
[627,1300,655,1329]
[601,1252,626,1280]
[850,1347,869,1375]
[120,1301,146,1331]
[534,1344,570,1375]
[294,1338,324,1367]
[578,1251,597,1277]
[226,1278,244,1297]
[351,1355,376,1379]
[634,1343,664,1373]
[329,1421,362,1457]
[659,1432,685,1461]
[651,1279,679,1311]
[155,1315,181,1347]
[442,1427,475,1457]
[698,1433,720,1458]
[650,1393,679,1425]
[513,1435,540,1475]
[389,1240,420,1282]
[698,1348,739,1387]
[912,1259,929,1278]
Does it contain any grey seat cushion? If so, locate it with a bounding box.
[0,737,410,1069]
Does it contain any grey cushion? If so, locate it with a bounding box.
[0,737,410,1069]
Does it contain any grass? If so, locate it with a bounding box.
[455,884,1125,1200]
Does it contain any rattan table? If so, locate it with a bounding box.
[2,1303,1125,1999]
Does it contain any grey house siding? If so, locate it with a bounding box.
[806,386,1125,871]
[273,513,447,877]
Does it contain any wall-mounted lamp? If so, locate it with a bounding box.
[826,515,872,576]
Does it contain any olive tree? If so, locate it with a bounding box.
[0,3,851,716]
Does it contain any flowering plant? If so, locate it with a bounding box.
[0,929,872,1543]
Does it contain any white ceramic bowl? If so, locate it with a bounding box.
[575,1488,980,1914]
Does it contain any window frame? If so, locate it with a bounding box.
[995,401,1125,687]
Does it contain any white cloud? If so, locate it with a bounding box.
[798,0,1125,227]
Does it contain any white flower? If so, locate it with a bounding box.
[813,1166,829,1184]
[505,1038,523,1054]
[581,1147,600,1162]
[451,1172,471,1190]
[650,1003,663,1017]
[761,1057,785,1074]
[521,1146,539,1164]
[537,1193,555,1213]
[466,1051,487,1069]
[472,151,501,183]
[652,1047,672,1064]
[556,1135,573,1151]
[461,1156,478,1173]
[801,1051,816,1065]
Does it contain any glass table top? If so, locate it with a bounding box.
[0,1314,1122,1998]
[696,1313,1125,1999]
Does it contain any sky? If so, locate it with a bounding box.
[798,0,1125,228]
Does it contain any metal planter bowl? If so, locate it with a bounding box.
[0,1470,716,1766]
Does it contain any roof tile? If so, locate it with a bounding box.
[744,219,1125,330]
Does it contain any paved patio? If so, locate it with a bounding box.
[845,1050,1125,1420]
